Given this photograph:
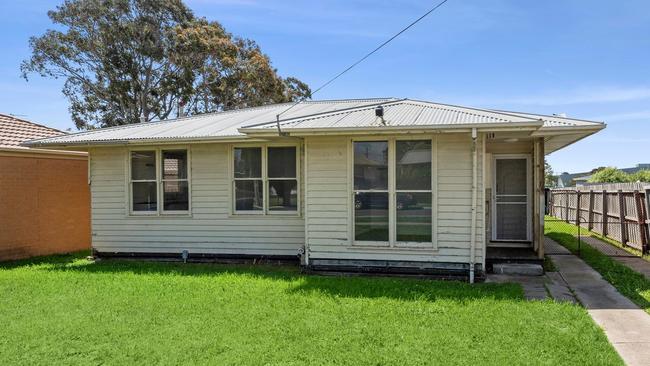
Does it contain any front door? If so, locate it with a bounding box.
[493,155,530,242]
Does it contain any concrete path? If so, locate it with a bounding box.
[487,269,577,303]
[546,238,650,366]
[580,236,650,280]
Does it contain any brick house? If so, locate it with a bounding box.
[0,114,90,260]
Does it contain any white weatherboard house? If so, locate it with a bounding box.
[27,98,604,280]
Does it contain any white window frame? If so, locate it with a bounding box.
[350,136,435,249]
[230,143,300,216]
[127,146,191,216]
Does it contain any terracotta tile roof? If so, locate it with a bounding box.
[0,114,65,149]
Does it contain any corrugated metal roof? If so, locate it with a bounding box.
[25,98,604,146]
[247,100,542,130]
[0,114,64,149]
[26,99,396,146]
[247,100,605,131]
[487,109,605,128]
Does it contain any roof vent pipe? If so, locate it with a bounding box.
[375,105,386,125]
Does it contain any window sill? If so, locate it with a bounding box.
[395,242,436,250]
[229,212,301,218]
[127,212,192,218]
[351,241,436,251]
[351,241,391,248]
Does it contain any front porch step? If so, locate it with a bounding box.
[492,263,544,276]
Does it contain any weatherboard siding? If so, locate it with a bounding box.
[89,145,305,256]
[305,134,484,265]
[89,134,484,266]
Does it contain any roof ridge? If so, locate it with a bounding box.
[241,99,405,129]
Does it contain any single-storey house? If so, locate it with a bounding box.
[0,114,90,260]
[26,98,604,280]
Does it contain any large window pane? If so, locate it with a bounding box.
[132,182,157,211]
[396,193,432,242]
[235,180,263,211]
[131,151,156,180]
[162,150,187,180]
[234,147,261,178]
[396,140,431,190]
[268,147,296,178]
[354,141,388,190]
[269,180,298,211]
[354,192,389,241]
[163,181,189,211]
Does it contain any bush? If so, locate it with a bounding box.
[588,167,630,183]
[630,170,650,183]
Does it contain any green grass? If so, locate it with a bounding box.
[0,253,623,365]
[583,226,650,261]
[544,256,558,272]
[545,217,650,314]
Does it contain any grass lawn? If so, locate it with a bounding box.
[0,253,622,365]
[545,217,650,314]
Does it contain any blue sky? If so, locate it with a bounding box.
[1,0,649,173]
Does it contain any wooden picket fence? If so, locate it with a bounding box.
[547,186,650,254]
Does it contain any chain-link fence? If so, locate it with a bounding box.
[546,188,649,255]
[545,216,644,257]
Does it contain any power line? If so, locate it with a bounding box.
[276,0,452,120]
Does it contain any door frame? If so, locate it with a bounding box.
[491,154,532,242]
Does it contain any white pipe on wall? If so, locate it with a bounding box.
[469,128,478,283]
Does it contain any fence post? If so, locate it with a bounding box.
[588,190,594,230]
[575,191,582,226]
[602,190,608,236]
[634,190,648,253]
[618,190,628,245]
[565,191,570,223]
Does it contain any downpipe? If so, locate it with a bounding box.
[469,128,478,283]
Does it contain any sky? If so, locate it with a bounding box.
[0,0,648,173]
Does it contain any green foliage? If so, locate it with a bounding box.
[21,0,311,129]
[544,160,555,187]
[630,170,650,182]
[588,167,631,183]
[587,167,650,183]
[0,253,622,365]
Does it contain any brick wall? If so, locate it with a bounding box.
[0,152,90,260]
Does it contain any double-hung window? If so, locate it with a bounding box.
[130,149,190,215]
[233,145,298,214]
[353,139,433,246]
[162,150,189,212]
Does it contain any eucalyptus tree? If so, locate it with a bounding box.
[22,0,311,129]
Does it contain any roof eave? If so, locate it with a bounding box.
[21,134,276,149]
[532,123,606,137]
[238,121,545,136]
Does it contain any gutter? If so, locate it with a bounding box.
[238,121,545,136]
[530,124,606,136]
[21,135,286,150]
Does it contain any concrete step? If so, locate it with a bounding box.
[492,263,544,276]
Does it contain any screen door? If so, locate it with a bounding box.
[493,157,530,241]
